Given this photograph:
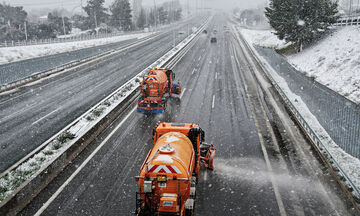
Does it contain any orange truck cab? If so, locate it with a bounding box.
[135,122,215,216]
[137,68,181,114]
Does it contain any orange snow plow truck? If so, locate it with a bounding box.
[137,68,181,114]
[135,122,216,216]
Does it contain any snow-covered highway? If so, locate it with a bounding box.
[0,16,206,173]
[17,15,357,216]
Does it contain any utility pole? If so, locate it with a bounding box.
[153,0,157,29]
[61,4,66,35]
[94,11,98,31]
[62,16,66,35]
[187,0,190,17]
[24,21,28,40]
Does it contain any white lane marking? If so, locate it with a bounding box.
[197,63,200,68]
[215,72,218,80]
[192,68,196,75]
[31,108,59,125]
[203,170,208,181]
[230,38,287,216]
[198,56,201,61]
[257,132,287,216]
[212,95,215,109]
[34,106,137,216]
[180,88,186,99]
[1,102,37,122]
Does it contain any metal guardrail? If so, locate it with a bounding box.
[0,30,148,48]
[334,15,360,26]
[260,62,360,201]
[234,28,360,201]
[0,17,198,48]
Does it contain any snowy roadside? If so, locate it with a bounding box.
[237,26,360,199]
[287,26,360,104]
[239,26,360,104]
[0,32,154,65]
[238,28,290,50]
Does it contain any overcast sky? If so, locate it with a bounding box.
[3,0,267,13]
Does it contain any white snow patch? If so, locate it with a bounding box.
[239,27,290,49]
[297,20,305,26]
[154,154,174,164]
[287,26,360,104]
[165,135,180,143]
[0,32,153,65]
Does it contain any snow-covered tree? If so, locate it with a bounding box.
[109,0,132,31]
[0,3,27,41]
[265,0,339,52]
[47,12,71,35]
[136,8,147,29]
[83,0,109,29]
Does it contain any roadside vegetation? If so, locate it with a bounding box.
[265,0,338,52]
[0,0,183,43]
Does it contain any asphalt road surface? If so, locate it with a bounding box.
[0,16,207,172]
[19,15,357,216]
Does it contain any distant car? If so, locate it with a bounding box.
[210,37,217,43]
[178,31,185,35]
[203,29,208,34]
[213,29,217,34]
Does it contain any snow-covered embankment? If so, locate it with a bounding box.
[238,26,360,199]
[240,26,360,104]
[0,32,153,65]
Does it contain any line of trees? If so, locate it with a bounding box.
[0,0,183,42]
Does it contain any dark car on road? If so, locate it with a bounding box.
[210,37,217,43]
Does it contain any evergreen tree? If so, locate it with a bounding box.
[265,0,339,52]
[136,8,147,29]
[148,8,156,26]
[83,0,109,29]
[71,14,91,31]
[0,3,28,41]
[48,13,71,35]
[110,0,132,31]
[174,8,182,21]
[157,7,168,25]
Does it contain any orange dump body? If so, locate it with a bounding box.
[135,123,215,216]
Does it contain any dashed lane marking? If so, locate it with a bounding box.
[180,88,186,99]
[192,68,196,75]
[34,105,137,216]
[31,108,59,125]
[212,95,215,109]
